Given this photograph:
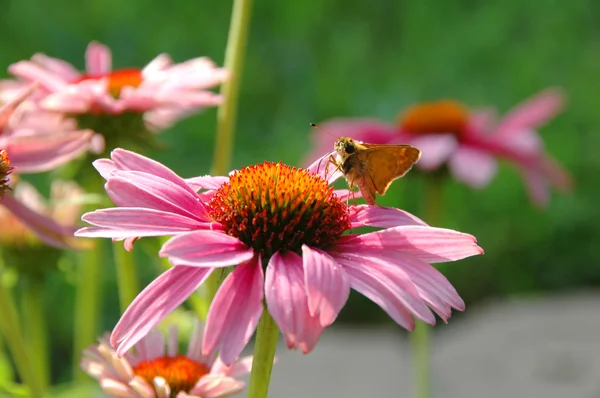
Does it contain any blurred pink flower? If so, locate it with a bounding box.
[3,41,228,136]
[305,89,572,207]
[76,149,483,364]
[0,85,95,173]
[0,85,92,248]
[82,322,252,398]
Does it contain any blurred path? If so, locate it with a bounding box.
[262,292,600,397]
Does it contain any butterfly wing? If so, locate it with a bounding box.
[362,145,421,195]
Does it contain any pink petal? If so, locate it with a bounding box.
[104,174,207,220]
[265,251,325,353]
[333,189,362,202]
[111,265,213,356]
[339,225,483,263]
[85,41,113,75]
[339,248,464,320]
[191,375,245,398]
[301,246,350,326]
[93,158,118,180]
[348,204,427,229]
[467,108,498,135]
[0,83,38,129]
[493,88,565,138]
[448,145,498,188]
[520,169,550,208]
[184,176,229,191]
[331,251,434,329]
[211,356,253,378]
[76,208,214,238]
[202,259,264,365]
[411,134,458,170]
[30,53,81,82]
[109,149,199,196]
[4,130,94,173]
[8,61,68,91]
[159,230,255,268]
[0,194,75,249]
[306,152,343,184]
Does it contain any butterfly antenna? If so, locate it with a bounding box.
[310,122,337,138]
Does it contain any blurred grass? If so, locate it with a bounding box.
[1,0,599,384]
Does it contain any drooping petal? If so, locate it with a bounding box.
[2,130,94,173]
[301,246,350,326]
[0,194,75,249]
[338,225,483,263]
[110,265,213,356]
[410,134,458,170]
[348,204,427,229]
[331,252,435,329]
[202,259,264,365]
[448,145,498,188]
[190,375,245,398]
[520,169,550,208]
[337,248,465,320]
[493,88,565,138]
[159,230,255,268]
[265,251,325,353]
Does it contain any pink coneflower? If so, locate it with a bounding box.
[0,180,89,250]
[0,85,92,248]
[3,41,228,151]
[82,322,252,398]
[77,149,483,364]
[305,89,572,207]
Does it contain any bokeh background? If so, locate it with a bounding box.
[1,0,598,396]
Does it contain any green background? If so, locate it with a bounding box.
[1,0,598,388]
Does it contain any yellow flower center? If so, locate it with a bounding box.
[399,100,469,137]
[133,355,209,397]
[208,162,350,258]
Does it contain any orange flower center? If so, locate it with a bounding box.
[133,355,209,396]
[208,162,350,258]
[399,100,469,137]
[75,68,143,97]
[0,149,13,197]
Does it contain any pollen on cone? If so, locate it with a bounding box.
[0,150,13,197]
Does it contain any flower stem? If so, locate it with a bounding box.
[73,243,103,381]
[208,0,253,307]
[246,310,279,398]
[0,271,45,398]
[211,0,253,176]
[411,173,444,398]
[21,279,49,391]
[113,244,139,313]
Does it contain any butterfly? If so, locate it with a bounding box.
[327,135,421,205]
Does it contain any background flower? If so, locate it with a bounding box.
[1,41,228,152]
[82,322,252,398]
[305,90,572,207]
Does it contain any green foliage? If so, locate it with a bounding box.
[0,0,597,386]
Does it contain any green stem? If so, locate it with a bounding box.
[411,173,444,398]
[21,280,49,391]
[72,244,103,381]
[113,244,139,313]
[211,0,253,176]
[208,0,253,307]
[0,272,45,398]
[246,310,279,398]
